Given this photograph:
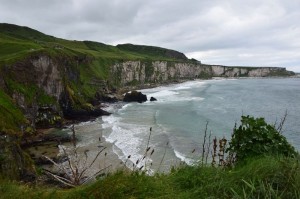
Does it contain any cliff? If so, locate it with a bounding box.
[110,61,293,86]
[0,23,295,179]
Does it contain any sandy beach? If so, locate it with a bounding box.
[25,122,129,181]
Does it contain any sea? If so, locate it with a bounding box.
[62,78,300,173]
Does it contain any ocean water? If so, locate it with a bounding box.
[73,78,300,172]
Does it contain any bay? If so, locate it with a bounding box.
[69,78,300,173]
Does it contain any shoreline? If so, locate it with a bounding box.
[26,76,300,177]
[25,119,128,178]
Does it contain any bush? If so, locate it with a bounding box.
[226,116,297,162]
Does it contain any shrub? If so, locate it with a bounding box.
[226,116,297,163]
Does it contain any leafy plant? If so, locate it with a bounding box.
[226,115,297,163]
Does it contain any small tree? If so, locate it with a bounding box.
[226,116,297,163]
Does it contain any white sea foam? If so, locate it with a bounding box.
[102,115,154,170]
[172,86,191,90]
[173,150,196,166]
[188,97,204,101]
[149,90,179,98]
[141,80,205,95]
[140,80,207,103]
[74,120,94,127]
[120,103,132,110]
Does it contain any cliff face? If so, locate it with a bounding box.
[210,65,293,77]
[110,61,294,86]
[111,61,211,86]
[31,55,63,100]
[3,55,293,134]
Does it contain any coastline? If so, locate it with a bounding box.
[27,76,300,177]
[98,77,300,171]
[25,120,128,178]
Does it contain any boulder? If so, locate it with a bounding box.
[123,91,147,103]
[150,97,157,101]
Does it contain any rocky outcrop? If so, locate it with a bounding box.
[123,91,147,103]
[59,89,110,121]
[150,97,157,101]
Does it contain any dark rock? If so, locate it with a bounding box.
[150,97,157,101]
[59,90,111,121]
[21,131,72,147]
[123,91,147,103]
[35,106,63,129]
[20,171,36,182]
[94,92,118,104]
[62,107,110,121]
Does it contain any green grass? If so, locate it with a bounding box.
[0,22,189,115]
[0,23,188,64]
[0,156,299,198]
[0,90,25,134]
[4,78,56,105]
[0,79,56,135]
[117,43,188,61]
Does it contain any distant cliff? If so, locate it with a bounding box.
[110,61,294,87]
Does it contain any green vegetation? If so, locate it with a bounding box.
[0,23,193,124]
[227,116,297,163]
[0,23,185,63]
[0,116,299,198]
[117,43,188,61]
[0,23,299,198]
[0,156,299,198]
[4,78,56,105]
[0,90,26,134]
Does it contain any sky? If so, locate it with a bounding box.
[1,0,300,72]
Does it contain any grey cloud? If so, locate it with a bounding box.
[0,0,300,72]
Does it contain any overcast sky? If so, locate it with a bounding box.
[1,0,300,72]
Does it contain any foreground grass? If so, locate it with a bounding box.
[1,156,299,199]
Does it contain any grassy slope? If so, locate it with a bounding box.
[0,156,299,198]
[0,23,189,134]
[0,90,26,134]
[0,23,183,63]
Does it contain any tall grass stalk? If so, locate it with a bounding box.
[201,121,209,166]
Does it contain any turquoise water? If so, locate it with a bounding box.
[100,78,300,170]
